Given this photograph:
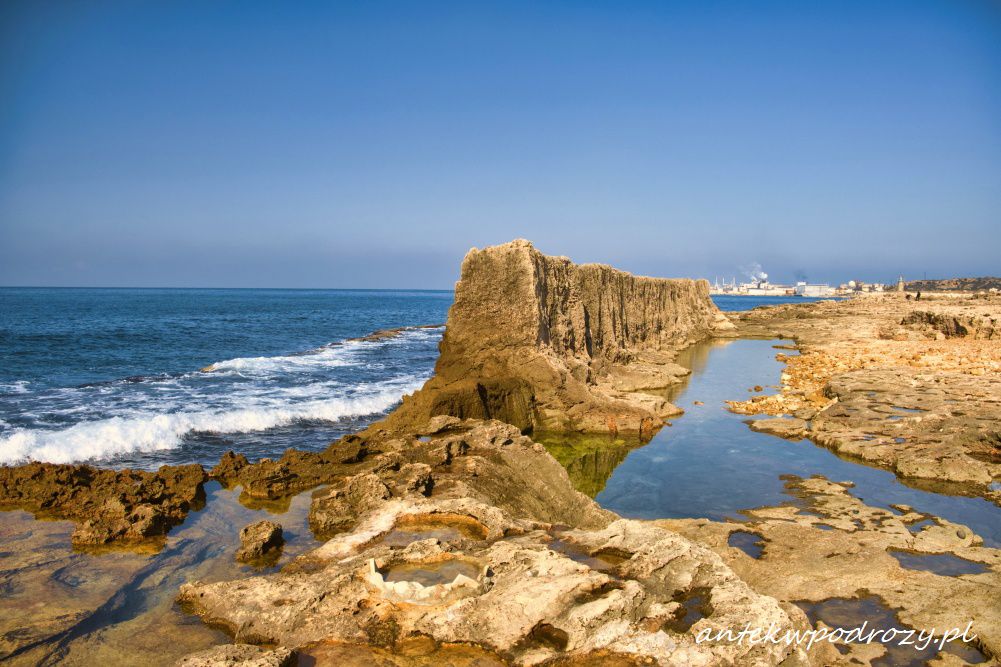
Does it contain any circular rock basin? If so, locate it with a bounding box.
[380,558,483,587]
[377,513,489,548]
[365,556,486,605]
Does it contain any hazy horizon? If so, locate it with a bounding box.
[2,1,999,289]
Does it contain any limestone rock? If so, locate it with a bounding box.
[308,421,611,541]
[729,293,1001,503]
[179,495,808,666]
[381,240,731,438]
[660,475,1001,663]
[748,417,808,440]
[235,520,284,563]
[175,644,296,667]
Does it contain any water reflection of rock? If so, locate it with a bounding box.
[539,338,732,498]
[662,337,729,403]
[538,433,647,498]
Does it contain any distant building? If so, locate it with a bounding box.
[897,276,905,292]
[795,282,836,297]
[743,280,792,296]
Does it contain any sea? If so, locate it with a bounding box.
[0,288,827,469]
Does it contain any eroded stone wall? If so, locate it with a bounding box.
[381,239,730,436]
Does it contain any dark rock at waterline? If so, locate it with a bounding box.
[0,462,206,547]
[209,437,368,501]
[236,520,284,563]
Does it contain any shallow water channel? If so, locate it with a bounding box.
[542,338,1001,547]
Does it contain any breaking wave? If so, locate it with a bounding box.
[0,379,423,465]
[204,342,362,375]
[0,324,443,466]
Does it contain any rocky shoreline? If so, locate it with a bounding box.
[1,242,999,666]
[726,295,1001,505]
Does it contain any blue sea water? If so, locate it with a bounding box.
[709,294,840,311]
[0,288,451,468]
[0,289,832,469]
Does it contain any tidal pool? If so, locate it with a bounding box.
[887,549,990,577]
[795,595,987,666]
[379,559,482,587]
[541,338,1001,547]
[727,530,766,559]
[0,481,320,665]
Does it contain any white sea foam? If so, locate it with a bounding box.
[205,342,363,375]
[0,380,31,394]
[0,378,425,465]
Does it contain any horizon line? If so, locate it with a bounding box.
[0,285,458,292]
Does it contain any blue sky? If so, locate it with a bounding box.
[1,0,999,288]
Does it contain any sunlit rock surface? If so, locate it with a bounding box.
[383,239,733,438]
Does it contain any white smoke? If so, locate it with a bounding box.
[741,262,768,282]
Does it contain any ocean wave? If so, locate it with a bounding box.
[202,325,441,375]
[0,380,31,395]
[0,379,424,466]
[200,343,362,374]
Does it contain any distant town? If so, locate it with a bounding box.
[708,273,906,297]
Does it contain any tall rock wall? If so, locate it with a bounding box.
[382,239,732,436]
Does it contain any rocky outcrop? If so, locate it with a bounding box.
[904,276,1001,292]
[210,438,368,501]
[180,475,811,666]
[0,462,206,547]
[900,310,1000,339]
[307,420,612,541]
[383,240,731,438]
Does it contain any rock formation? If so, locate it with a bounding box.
[0,462,206,547]
[660,475,1001,664]
[179,422,812,666]
[383,240,732,438]
[235,520,284,564]
[175,644,297,667]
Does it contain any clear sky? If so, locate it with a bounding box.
[1,1,999,288]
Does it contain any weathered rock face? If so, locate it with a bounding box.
[383,240,731,437]
[307,420,612,541]
[900,310,1000,339]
